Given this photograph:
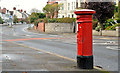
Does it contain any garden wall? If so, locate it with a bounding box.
[93,27,120,37]
[45,23,74,33]
[37,22,45,32]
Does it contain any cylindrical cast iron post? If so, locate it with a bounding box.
[74,9,96,69]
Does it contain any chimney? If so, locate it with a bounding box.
[24,11,26,13]
[21,9,23,12]
[13,7,16,10]
[2,8,7,14]
[18,9,20,12]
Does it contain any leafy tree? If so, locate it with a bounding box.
[0,16,3,24]
[85,2,115,29]
[29,12,46,23]
[20,19,24,24]
[37,13,46,18]
[118,1,120,18]
[43,4,60,18]
[25,17,29,24]
[29,12,39,23]
[13,15,18,24]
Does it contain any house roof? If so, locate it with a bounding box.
[9,11,13,15]
[0,8,7,14]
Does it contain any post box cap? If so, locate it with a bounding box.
[74,9,95,15]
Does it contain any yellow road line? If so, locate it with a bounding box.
[7,41,107,71]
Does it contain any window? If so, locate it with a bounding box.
[72,14,74,18]
[68,15,70,18]
[62,4,64,10]
[72,2,73,10]
[62,15,64,18]
[74,2,75,9]
[76,2,78,9]
[68,3,70,10]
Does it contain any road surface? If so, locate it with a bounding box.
[0,24,119,72]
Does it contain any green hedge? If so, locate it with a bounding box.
[0,16,4,24]
[117,18,120,23]
[105,24,120,30]
[34,19,44,26]
[44,18,76,23]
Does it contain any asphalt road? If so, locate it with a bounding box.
[0,24,119,71]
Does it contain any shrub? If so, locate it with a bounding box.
[0,16,3,24]
[44,18,49,23]
[105,24,120,30]
[117,18,120,23]
[48,19,56,23]
[34,19,44,26]
[109,24,120,30]
[104,18,117,29]
[44,18,76,23]
[13,15,18,24]
[95,25,101,32]
[34,20,39,26]
[93,21,98,29]
[105,26,112,30]
[20,19,24,24]
[115,6,118,12]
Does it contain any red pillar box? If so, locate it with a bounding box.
[74,9,95,69]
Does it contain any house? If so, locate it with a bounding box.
[47,0,119,18]
[13,7,29,22]
[0,7,12,23]
[46,0,85,18]
[58,0,77,18]
[0,7,29,24]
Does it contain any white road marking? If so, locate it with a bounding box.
[106,46,120,51]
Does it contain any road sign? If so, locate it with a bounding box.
[9,16,12,18]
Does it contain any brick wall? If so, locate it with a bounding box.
[37,22,45,32]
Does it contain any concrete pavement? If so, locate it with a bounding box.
[2,41,100,71]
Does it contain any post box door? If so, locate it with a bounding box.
[77,22,83,56]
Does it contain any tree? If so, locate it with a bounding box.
[43,4,60,18]
[25,17,29,24]
[29,12,39,23]
[30,8,41,13]
[0,16,3,24]
[20,19,24,24]
[118,1,120,18]
[29,12,46,23]
[85,2,115,29]
[13,15,18,24]
[37,13,46,18]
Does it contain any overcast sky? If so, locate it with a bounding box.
[0,0,48,13]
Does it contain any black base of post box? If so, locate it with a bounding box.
[77,56,93,69]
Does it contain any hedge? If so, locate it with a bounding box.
[44,18,76,23]
[0,16,3,24]
[105,23,120,30]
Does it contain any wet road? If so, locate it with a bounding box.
[0,24,119,71]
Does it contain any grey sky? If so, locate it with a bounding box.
[0,0,48,13]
